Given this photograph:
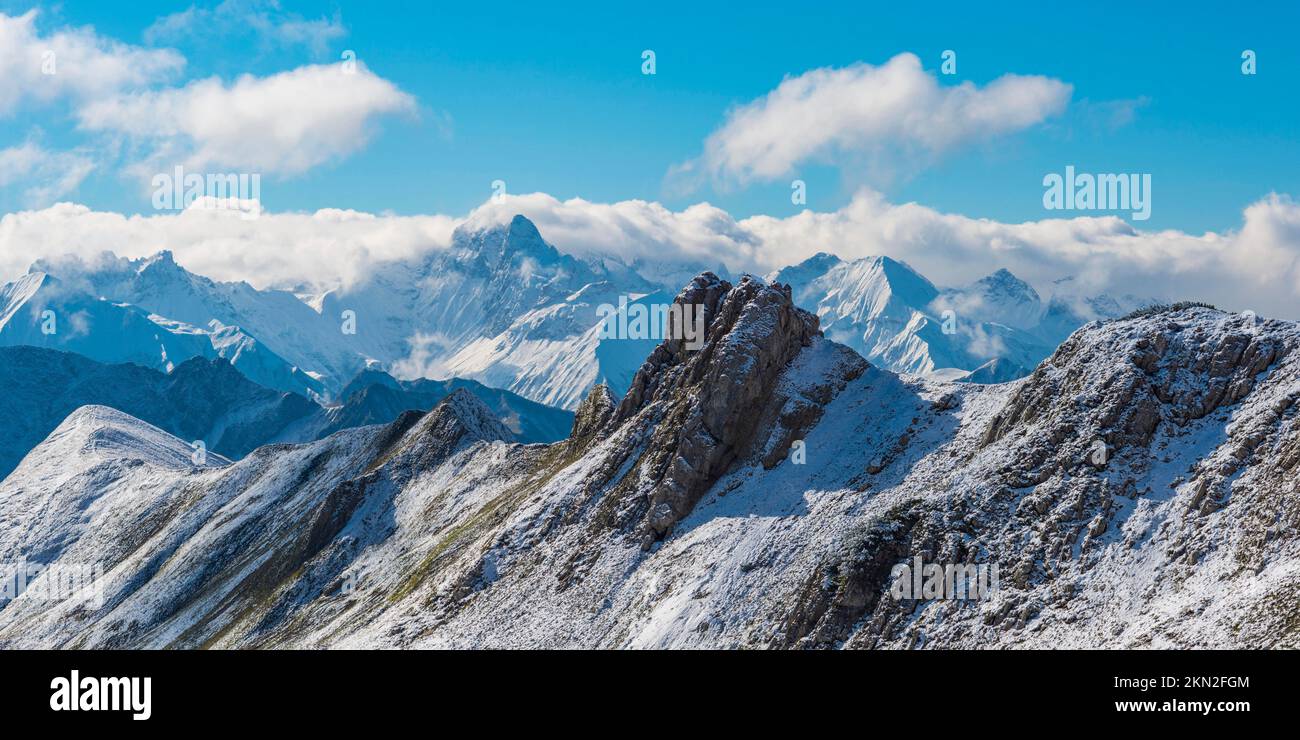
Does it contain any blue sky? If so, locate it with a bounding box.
[2,0,1298,234]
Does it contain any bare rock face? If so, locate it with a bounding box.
[567,384,616,452]
[599,274,824,542]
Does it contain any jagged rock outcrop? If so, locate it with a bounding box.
[603,274,828,541]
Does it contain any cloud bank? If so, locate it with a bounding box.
[4,190,1299,320]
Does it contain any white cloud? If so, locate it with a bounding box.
[460,192,764,269]
[4,190,1300,320]
[77,62,417,177]
[0,10,184,117]
[469,190,1300,320]
[0,141,94,206]
[673,53,1071,188]
[144,1,347,55]
[0,202,456,291]
[742,192,1300,319]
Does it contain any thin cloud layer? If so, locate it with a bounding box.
[0,202,457,292]
[673,53,1071,188]
[144,0,346,55]
[4,191,1299,320]
[0,141,95,206]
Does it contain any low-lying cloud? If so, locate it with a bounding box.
[5,190,1300,320]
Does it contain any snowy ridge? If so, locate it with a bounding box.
[29,405,229,471]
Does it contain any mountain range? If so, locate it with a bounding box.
[0,274,1291,648]
[771,254,1151,383]
[0,345,572,480]
[3,215,1147,416]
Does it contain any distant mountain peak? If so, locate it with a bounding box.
[437,387,515,443]
[973,267,1041,303]
[452,213,561,272]
[506,213,542,237]
[139,250,177,269]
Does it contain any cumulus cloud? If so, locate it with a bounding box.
[0,9,407,202]
[77,62,417,177]
[4,190,1300,320]
[0,10,184,116]
[0,141,94,206]
[672,52,1071,189]
[144,0,347,55]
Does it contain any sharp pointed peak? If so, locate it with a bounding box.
[136,250,185,274]
[505,213,540,234]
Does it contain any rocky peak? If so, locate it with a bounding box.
[984,306,1292,475]
[599,273,824,542]
[568,383,616,450]
[453,214,560,273]
[372,389,516,483]
[431,387,516,444]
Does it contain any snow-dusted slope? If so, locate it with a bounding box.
[441,286,669,410]
[2,275,1295,649]
[0,269,323,398]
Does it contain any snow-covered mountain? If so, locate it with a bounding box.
[0,268,325,398]
[2,275,1294,649]
[318,215,683,408]
[771,253,1155,381]
[0,346,572,480]
[440,286,672,410]
[12,216,1145,413]
[21,217,685,409]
